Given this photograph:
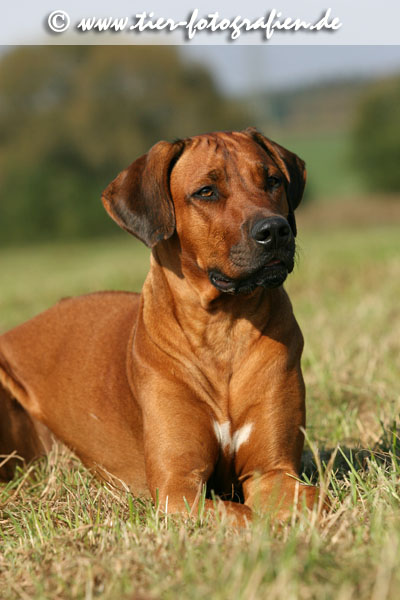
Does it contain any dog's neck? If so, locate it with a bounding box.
[146,243,285,351]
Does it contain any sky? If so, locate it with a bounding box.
[1,44,400,96]
[182,46,400,95]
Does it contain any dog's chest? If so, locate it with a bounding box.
[207,420,253,499]
[212,420,253,457]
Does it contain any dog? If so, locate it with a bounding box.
[0,128,323,524]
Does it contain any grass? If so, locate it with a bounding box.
[0,234,150,332]
[278,130,364,200]
[1,210,400,599]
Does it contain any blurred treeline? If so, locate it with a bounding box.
[1,45,400,246]
[0,46,249,245]
[249,76,400,200]
[353,77,400,193]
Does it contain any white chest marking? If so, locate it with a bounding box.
[232,423,253,452]
[213,421,253,454]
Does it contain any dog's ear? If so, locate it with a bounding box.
[102,140,185,248]
[244,127,306,236]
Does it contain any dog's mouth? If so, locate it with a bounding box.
[209,258,290,295]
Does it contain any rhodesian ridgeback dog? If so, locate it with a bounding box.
[0,128,323,524]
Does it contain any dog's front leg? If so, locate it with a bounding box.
[140,391,252,526]
[231,342,323,520]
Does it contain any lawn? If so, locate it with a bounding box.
[278,130,365,201]
[1,213,400,600]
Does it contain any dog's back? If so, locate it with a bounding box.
[0,291,147,490]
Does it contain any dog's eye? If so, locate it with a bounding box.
[267,176,282,188]
[193,186,216,199]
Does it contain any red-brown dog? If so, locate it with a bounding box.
[0,128,321,524]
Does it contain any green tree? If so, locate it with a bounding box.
[353,76,400,193]
[0,46,249,244]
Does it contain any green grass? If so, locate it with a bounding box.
[1,217,400,599]
[278,131,364,200]
[0,233,150,332]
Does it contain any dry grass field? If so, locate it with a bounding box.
[1,199,399,599]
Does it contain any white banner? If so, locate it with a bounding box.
[2,0,400,45]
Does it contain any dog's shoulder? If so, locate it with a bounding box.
[56,290,140,314]
[0,291,140,387]
[1,291,140,339]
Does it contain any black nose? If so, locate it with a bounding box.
[251,216,291,247]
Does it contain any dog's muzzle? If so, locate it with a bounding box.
[209,216,295,294]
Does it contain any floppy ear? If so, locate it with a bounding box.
[244,127,306,236]
[102,140,185,248]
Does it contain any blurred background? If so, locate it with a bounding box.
[1,45,400,245]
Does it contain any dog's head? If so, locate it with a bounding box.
[102,128,306,295]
